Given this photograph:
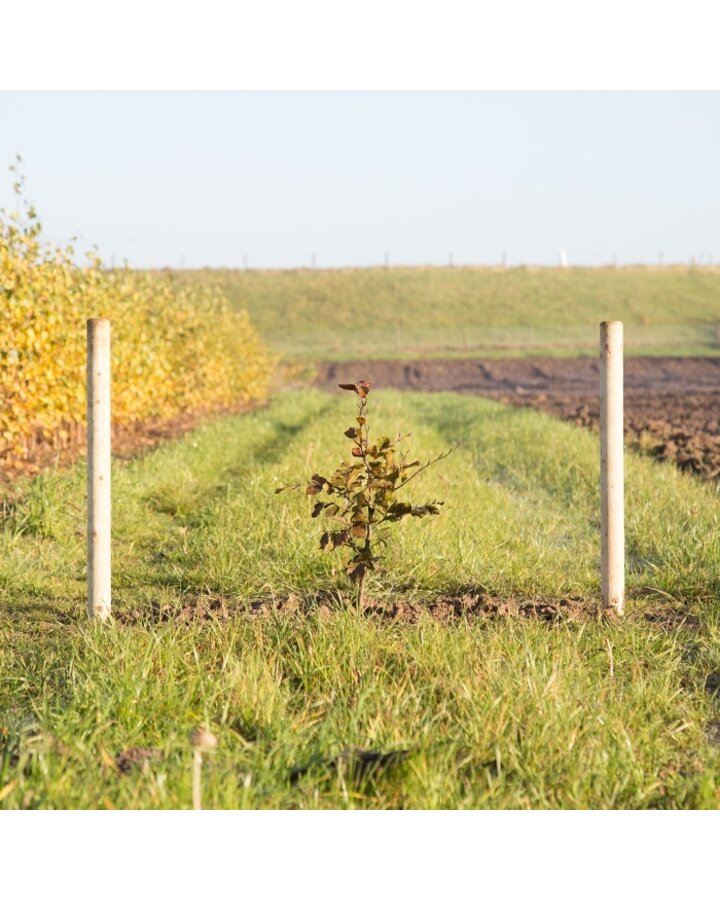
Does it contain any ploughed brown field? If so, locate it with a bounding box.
[315,357,720,480]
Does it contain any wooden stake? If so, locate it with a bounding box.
[192,750,203,810]
[599,321,624,615]
[87,318,111,621]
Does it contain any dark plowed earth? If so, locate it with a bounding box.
[315,357,720,480]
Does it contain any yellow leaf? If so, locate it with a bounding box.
[98,744,117,771]
[0,779,19,802]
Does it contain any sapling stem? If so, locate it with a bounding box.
[355,392,374,610]
[357,521,372,611]
[357,571,366,611]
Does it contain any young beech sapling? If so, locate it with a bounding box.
[276,381,451,606]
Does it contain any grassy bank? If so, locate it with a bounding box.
[172,266,720,359]
[2,389,720,808]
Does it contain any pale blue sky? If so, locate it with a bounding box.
[1,91,718,268]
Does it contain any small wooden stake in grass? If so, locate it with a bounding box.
[600,321,624,615]
[87,318,112,621]
[190,727,218,810]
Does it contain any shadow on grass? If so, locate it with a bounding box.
[0,574,83,629]
[141,402,333,530]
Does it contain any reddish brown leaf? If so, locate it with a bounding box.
[275,482,300,494]
[306,474,328,496]
[348,563,365,583]
[385,501,413,520]
[347,557,375,582]
[410,502,443,517]
[356,380,372,398]
[338,381,372,398]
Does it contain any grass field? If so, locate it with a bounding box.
[172,266,720,359]
[3,389,720,809]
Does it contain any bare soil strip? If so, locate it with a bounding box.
[315,357,720,479]
[0,401,260,489]
[115,591,594,626]
[116,592,699,628]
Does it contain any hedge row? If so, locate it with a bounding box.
[1,192,275,466]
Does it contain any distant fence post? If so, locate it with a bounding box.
[599,320,624,615]
[87,318,112,620]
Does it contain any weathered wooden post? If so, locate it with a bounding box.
[599,320,624,615]
[87,318,111,620]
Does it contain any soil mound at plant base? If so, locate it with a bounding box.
[114,592,593,625]
[360,594,592,623]
[315,357,720,480]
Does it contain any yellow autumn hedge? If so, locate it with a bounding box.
[1,190,275,461]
